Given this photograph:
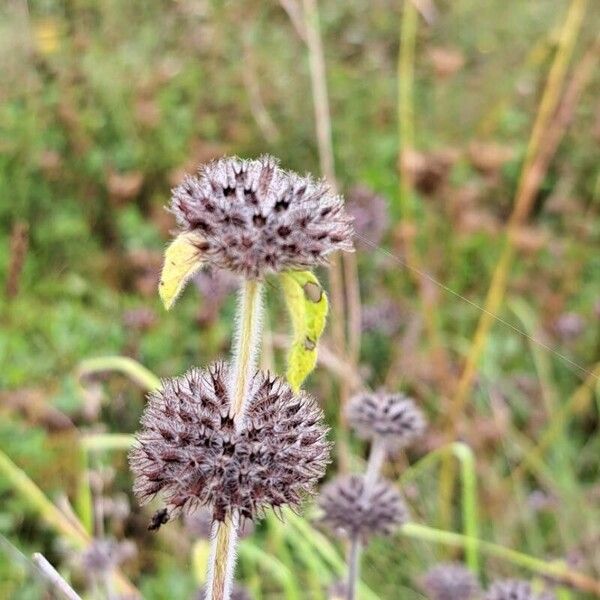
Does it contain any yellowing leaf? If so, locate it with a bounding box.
[159,232,205,310]
[280,270,328,391]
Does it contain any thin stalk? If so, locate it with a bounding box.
[511,361,600,483]
[301,0,352,473]
[32,553,81,600]
[81,434,135,452]
[445,0,588,434]
[363,436,386,492]
[206,279,263,600]
[400,442,480,574]
[347,436,387,599]
[77,356,160,392]
[440,0,588,526]
[395,0,450,393]
[346,537,361,600]
[229,280,263,422]
[0,449,139,597]
[400,523,600,597]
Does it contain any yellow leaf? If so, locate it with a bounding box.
[159,232,205,310]
[280,270,328,391]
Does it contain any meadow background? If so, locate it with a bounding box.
[1,0,600,598]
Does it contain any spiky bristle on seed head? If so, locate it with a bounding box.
[318,475,408,542]
[129,362,330,523]
[170,155,354,278]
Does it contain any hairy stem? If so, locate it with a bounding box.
[206,279,263,600]
[229,280,263,424]
[363,436,386,493]
[207,516,240,600]
[346,436,387,599]
[346,536,361,600]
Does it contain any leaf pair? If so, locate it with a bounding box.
[159,233,328,390]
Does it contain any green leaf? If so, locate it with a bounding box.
[279,270,328,391]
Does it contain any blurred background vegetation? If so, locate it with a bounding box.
[1,0,600,598]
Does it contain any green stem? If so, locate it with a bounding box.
[80,434,135,452]
[400,523,600,596]
[397,0,417,220]
[77,357,160,392]
[453,443,479,574]
[0,449,88,547]
[401,442,480,573]
[238,539,299,600]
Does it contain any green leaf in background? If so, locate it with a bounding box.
[279,270,328,392]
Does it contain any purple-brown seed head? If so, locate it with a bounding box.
[346,184,388,249]
[170,155,354,279]
[346,391,426,450]
[318,475,408,542]
[421,562,481,600]
[77,538,136,578]
[129,363,330,523]
[485,580,555,600]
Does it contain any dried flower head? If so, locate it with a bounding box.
[319,475,408,542]
[129,362,330,523]
[421,562,481,600]
[346,184,388,249]
[76,538,136,579]
[197,584,251,600]
[346,391,426,450]
[485,580,555,600]
[170,155,354,278]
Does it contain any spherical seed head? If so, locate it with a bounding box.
[78,538,136,577]
[485,580,555,600]
[421,563,481,600]
[318,475,408,542]
[170,155,354,278]
[346,184,388,249]
[129,362,330,523]
[346,391,426,450]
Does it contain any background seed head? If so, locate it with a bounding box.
[421,562,481,600]
[170,155,354,278]
[346,391,426,449]
[485,580,555,600]
[77,538,136,578]
[318,475,408,541]
[129,362,330,523]
[346,184,388,249]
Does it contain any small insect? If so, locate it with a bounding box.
[148,508,169,531]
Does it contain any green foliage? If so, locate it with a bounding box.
[1,0,600,597]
